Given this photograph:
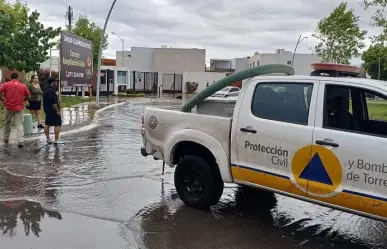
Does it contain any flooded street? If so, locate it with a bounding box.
[0,99,386,249]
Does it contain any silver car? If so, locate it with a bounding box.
[212,86,240,98]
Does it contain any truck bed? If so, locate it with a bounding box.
[143,107,233,164]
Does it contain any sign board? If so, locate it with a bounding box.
[60,31,93,87]
[137,73,142,79]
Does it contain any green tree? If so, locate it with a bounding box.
[362,0,387,43]
[65,14,108,70]
[312,2,367,64]
[0,0,61,74]
[361,44,387,80]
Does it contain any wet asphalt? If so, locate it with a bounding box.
[0,99,386,249]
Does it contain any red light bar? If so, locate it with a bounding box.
[310,63,366,78]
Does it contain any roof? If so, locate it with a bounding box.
[250,75,387,91]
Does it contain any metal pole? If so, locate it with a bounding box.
[291,35,307,67]
[122,40,125,67]
[49,49,52,77]
[378,57,381,80]
[111,32,125,67]
[96,0,117,106]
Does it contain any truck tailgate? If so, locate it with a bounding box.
[144,107,232,161]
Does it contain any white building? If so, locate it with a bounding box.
[209,58,249,73]
[116,46,206,93]
[248,49,322,75]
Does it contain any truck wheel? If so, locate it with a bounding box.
[174,156,224,209]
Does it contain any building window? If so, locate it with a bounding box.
[249,63,252,68]
[257,61,260,66]
[117,71,127,76]
[253,61,255,67]
[287,61,292,65]
[117,71,127,85]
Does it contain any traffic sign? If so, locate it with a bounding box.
[137,73,142,79]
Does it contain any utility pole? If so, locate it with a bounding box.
[65,6,74,31]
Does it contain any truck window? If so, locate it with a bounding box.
[323,84,387,137]
[366,96,387,122]
[251,83,313,125]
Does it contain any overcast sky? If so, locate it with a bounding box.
[23,0,382,65]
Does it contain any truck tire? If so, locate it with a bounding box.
[174,155,224,209]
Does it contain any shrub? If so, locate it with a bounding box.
[125,89,136,94]
[185,81,199,93]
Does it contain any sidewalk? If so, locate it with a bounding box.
[0,97,127,144]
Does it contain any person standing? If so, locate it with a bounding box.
[27,75,44,129]
[0,73,31,147]
[43,77,62,145]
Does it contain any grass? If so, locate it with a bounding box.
[0,96,94,127]
[365,100,387,121]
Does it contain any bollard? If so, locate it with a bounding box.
[23,114,33,136]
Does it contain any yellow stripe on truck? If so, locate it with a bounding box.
[231,165,387,218]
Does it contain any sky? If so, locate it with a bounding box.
[20,0,384,66]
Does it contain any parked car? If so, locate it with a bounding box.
[211,86,240,98]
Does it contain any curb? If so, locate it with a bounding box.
[24,101,127,141]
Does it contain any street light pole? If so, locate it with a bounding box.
[111,32,124,67]
[378,57,381,80]
[291,34,308,67]
[96,0,117,106]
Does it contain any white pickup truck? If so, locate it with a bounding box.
[141,74,387,221]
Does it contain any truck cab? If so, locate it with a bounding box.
[141,64,387,221]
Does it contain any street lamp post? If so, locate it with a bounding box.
[378,57,381,80]
[291,34,308,67]
[96,0,117,106]
[111,32,125,67]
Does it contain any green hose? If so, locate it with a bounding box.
[180,64,295,112]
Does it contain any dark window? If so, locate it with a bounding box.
[230,88,239,92]
[287,61,292,65]
[323,84,387,137]
[251,83,313,125]
[253,61,255,67]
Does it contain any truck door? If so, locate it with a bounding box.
[233,79,319,197]
[312,81,387,219]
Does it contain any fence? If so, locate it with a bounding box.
[162,73,183,93]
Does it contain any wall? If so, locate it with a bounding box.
[153,48,206,73]
[232,58,249,72]
[182,71,227,93]
[116,47,155,72]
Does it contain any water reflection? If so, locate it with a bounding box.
[42,146,61,205]
[132,186,386,249]
[0,199,61,237]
